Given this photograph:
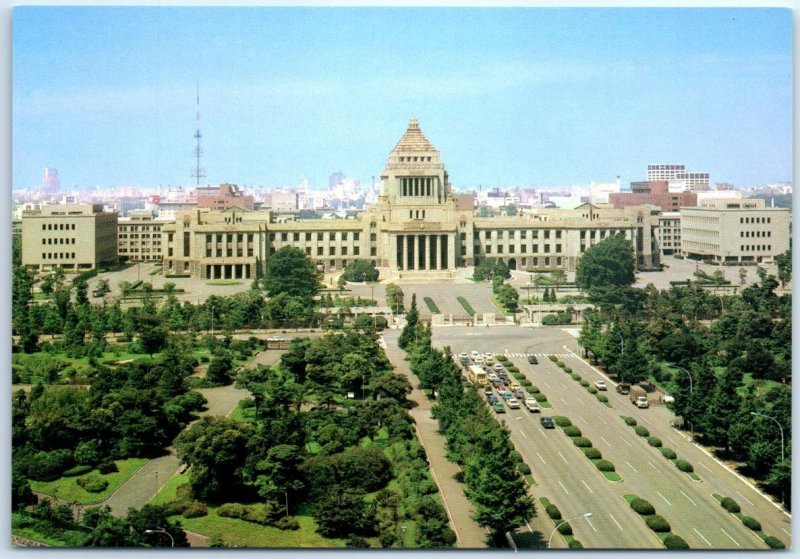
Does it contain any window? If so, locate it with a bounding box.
[485,245,491,254]
[329,247,335,255]
[521,245,527,252]
[318,233,324,241]
[305,247,311,255]
[370,233,377,242]
[544,231,550,239]
[370,247,377,256]
[293,233,300,241]
[556,244,562,253]
[305,233,311,241]
[342,232,348,241]
[317,247,323,256]
[354,246,360,256]
[281,233,288,242]
[497,245,504,253]
[354,232,360,241]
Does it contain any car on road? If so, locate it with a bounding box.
[524,398,540,412]
[514,389,525,399]
[616,383,631,395]
[487,393,498,404]
[507,398,520,409]
[493,401,506,414]
[493,363,504,372]
[540,416,555,429]
[484,353,495,365]
[491,378,503,386]
[594,380,607,391]
[459,352,469,362]
[470,350,480,360]
[497,383,507,393]
[487,372,499,381]
[528,355,538,364]
[635,396,649,409]
[503,391,514,401]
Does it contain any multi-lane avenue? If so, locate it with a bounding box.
[433,325,792,550]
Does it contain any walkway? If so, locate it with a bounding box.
[381,330,488,549]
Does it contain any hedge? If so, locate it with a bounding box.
[545,504,562,521]
[571,373,581,381]
[556,361,565,368]
[563,367,573,374]
[663,534,690,550]
[182,502,209,518]
[624,417,637,426]
[532,393,548,402]
[563,425,582,437]
[497,355,509,362]
[517,462,532,475]
[529,386,540,393]
[630,498,655,516]
[548,355,558,362]
[588,387,598,394]
[645,515,671,532]
[76,474,108,493]
[557,522,573,535]
[572,437,593,448]
[583,448,602,460]
[579,380,590,387]
[595,460,615,472]
[660,448,677,460]
[634,426,650,437]
[764,536,785,549]
[568,539,584,549]
[553,416,572,427]
[675,459,694,473]
[647,437,663,447]
[596,395,609,403]
[62,465,93,477]
[720,497,741,513]
[741,516,761,531]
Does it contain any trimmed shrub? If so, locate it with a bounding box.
[517,462,532,475]
[764,536,785,549]
[647,437,663,447]
[596,395,609,403]
[563,425,582,437]
[508,366,519,373]
[533,393,548,402]
[580,380,590,388]
[510,451,523,464]
[594,460,615,472]
[528,386,540,393]
[76,474,108,493]
[660,448,677,460]
[62,465,93,477]
[720,497,741,513]
[563,367,573,374]
[675,459,694,473]
[98,461,118,474]
[663,534,690,550]
[275,516,300,530]
[553,416,572,427]
[588,387,598,394]
[630,498,655,516]
[741,516,761,531]
[548,355,558,362]
[557,522,573,535]
[568,539,584,549]
[571,373,581,381]
[218,503,247,519]
[572,437,592,448]
[182,502,208,518]
[497,355,509,362]
[583,448,602,459]
[624,417,637,426]
[645,515,671,532]
[634,426,650,437]
[545,503,562,521]
[556,361,565,368]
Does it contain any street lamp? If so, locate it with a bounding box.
[548,512,593,548]
[145,528,174,548]
[750,412,784,462]
[672,364,694,440]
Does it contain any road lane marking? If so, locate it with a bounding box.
[543,381,552,389]
[625,461,639,473]
[609,514,623,531]
[558,452,569,464]
[516,416,524,421]
[693,528,712,547]
[667,436,680,447]
[524,520,533,533]
[585,516,597,532]
[537,452,546,465]
[621,437,633,448]
[680,490,697,506]
[656,491,672,506]
[519,429,528,440]
[647,460,662,473]
[578,415,587,424]
[559,397,569,405]
[720,528,740,547]
[558,480,569,494]
[735,491,754,506]
[781,528,791,537]
[539,428,549,439]
[598,416,608,425]
[581,479,594,494]
[600,436,612,447]
[577,398,586,406]
[699,462,713,473]
[638,415,653,425]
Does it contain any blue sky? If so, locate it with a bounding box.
[12,7,792,190]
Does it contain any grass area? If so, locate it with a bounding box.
[228,400,255,422]
[491,296,516,316]
[149,472,191,506]
[30,458,148,504]
[11,513,85,547]
[423,296,441,314]
[456,296,475,316]
[207,280,243,286]
[601,471,622,481]
[32,292,52,300]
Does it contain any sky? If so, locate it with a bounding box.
[12,7,792,191]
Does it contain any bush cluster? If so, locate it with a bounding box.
[663,534,690,549]
[720,497,740,513]
[741,516,761,531]
[623,417,637,426]
[645,514,671,532]
[62,465,93,477]
[660,448,677,460]
[76,473,108,493]
[647,437,662,447]
[583,448,602,460]
[630,498,655,516]
[181,502,209,518]
[572,437,592,448]
[594,460,615,472]
[634,426,650,437]
[675,459,694,473]
[562,426,582,437]
[217,502,285,526]
[764,536,786,549]
[553,416,572,427]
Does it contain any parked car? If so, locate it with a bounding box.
[494,363,505,372]
[503,391,514,401]
[594,380,607,391]
[616,383,631,395]
[507,398,521,409]
[524,398,540,413]
[488,372,499,381]
[487,393,499,404]
[528,355,538,365]
[493,401,506,414]
[540,416,555,429]
[470,350,480,360]
[459,352,469,361]
[514,389,525,399]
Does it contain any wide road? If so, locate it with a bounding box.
[433,326,791,550]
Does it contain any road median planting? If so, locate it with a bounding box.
[422,296,440,314]
[624,494,689,549]
[456,296,475,316]
[619,416,701,481]
[553,415,621,481]
[713,493,784,549]
[552,358,613,408]
[506,356,552,407]
[538,497,584,549]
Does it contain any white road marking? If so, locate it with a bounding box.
[543,381,552,388]
[609,514,623,531]
[621,437,633,448]
[693,528,712,547]
[559,397,569,405]
[598,416,608,425]
[578,415,587,424]
[600,436,612,447]
[625,461,639,473]
[577,398,586,406]
[558,480,570,494]
[516,416,523,421]
[667,436,680,447]
[720,528,740,547]
[537,452,546,465]
[519,429,528,440]
[656,491,672,506]
[585,516,597,532]
[539,428,549,439]
[680,490,697,506]
[699,462,713,473]
[735,491,754,506]
[581,479,594,494]
[525,520,533,533]
[638,415,653,425]
[558,452,569,464]
[648,461,662,473]
[781,528,791,537]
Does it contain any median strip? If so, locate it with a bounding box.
[713,494,785,549]
[552,415,622,481]
[456,296,475,316]
[423,296,440,314]
[548,355,613,408]
[623,494,690,549]
[619,416,701,481]
[539,497,584,549]
[497,355,552,408]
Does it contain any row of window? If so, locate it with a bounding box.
[740,216,771,224]
[269,231,361,242]
[741,230,772,238]
[481,244,563,255]
[400,177,435,197]
[205,233,255,244]
[41,252,76,259]
[119,226,160,232]
[42,237,76,245]
[119,234,155,239]
[475,229,564,240]
[741,245,773,252]
[206,248,255,258]
[399,156,432,163]
[41,223,76,231]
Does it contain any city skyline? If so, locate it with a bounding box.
[13,7,792,190]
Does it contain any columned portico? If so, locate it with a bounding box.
[392,232,455,273]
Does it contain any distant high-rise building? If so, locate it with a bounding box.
[43,167,60,193]
[646,164,709,192]
[329,171,345,188]
[647,164,685,182]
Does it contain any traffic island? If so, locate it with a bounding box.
[619,416,701,481]
[623,494,690,549]
[538,497,584,549]
[550,357,613,408]
[552,416,622,481]
[713,494,785,549]
[502,356,552,408]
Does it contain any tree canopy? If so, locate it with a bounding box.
[575,233,635,290]
[262,246,321,299]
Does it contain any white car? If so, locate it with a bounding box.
[594,380,607,391]
[524,398,540,413]
[459,352,469,361]
[493,363,504,372]
[662,394,675,403]
[470,350,480,360]
[487,372,499,381]
[507,398,521,409]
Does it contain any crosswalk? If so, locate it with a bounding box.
[504,352,574,358]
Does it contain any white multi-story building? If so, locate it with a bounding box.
[589,179,621,204]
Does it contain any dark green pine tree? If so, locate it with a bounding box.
[398,294,419,349]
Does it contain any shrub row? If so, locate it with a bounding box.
[630,498,655,516]
[627,495,688,549]
[622,416,637,426]
[76,473,108,493]
[716,494,784,548]
[620,417,697,478]
[634,426,649,437]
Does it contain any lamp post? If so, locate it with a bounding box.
[750,412,784,462]
[145,528,174,548]
[673,365,694,440]
[548,512,593,548]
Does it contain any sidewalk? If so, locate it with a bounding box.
[382,330,488,549]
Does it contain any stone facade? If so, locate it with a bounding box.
[117,210,167,262]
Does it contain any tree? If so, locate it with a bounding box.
[385,284,405,314]
[739,267,748,286]
[551,270,567,292]
[575,233,635,290]
[341,260,380,283]
[262,246,321,299]
[775,248,791,287]
[398,294,419,349]
[314,490,375,538]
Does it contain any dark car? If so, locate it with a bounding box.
[487,393,499,404]
[540,416,555,429]
[528,355,538,365]
[515,389,525,399]
[616,383,631,395]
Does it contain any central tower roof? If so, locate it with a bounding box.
[383,117,443,172]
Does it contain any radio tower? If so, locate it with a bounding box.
[190,83,207,186]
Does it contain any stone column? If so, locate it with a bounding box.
[431,234,438,270]
[391,234,399,271]
[448,234,456,270]
[407,235,414,270]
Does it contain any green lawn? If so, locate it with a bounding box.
[457,296,475,316]
[207,280,243,286]
[491,297,516,316]
[12,513,86,547]
[228,400,255,422]
[423,296,441,314]
[149,472,191,506]
[30,458,148,504]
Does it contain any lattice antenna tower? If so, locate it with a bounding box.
[190,83,207,186]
